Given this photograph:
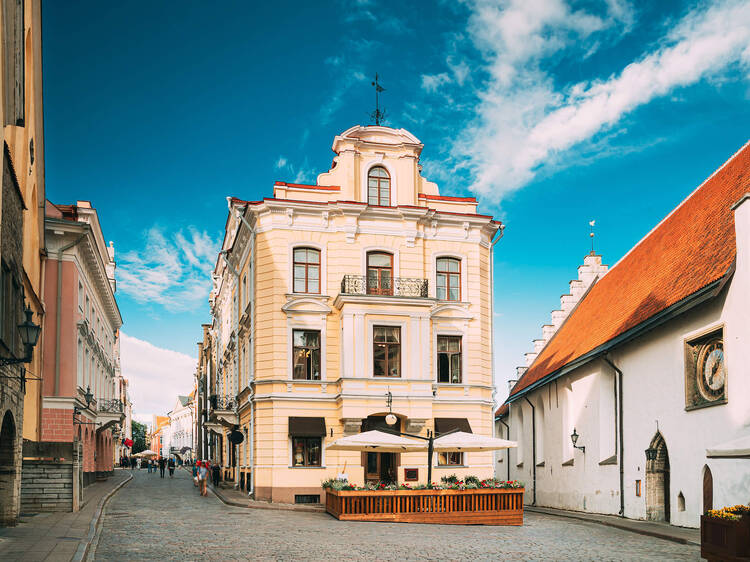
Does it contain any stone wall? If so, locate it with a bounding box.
[20,440,81,512]
[20,460,73,512]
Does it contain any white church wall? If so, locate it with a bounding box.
[616,278,747,528]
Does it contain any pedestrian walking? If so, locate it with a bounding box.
[168,456,175,478]
[130,456,137,470]
[159,456,166,478]
[212,463,220,487]
[198,460,209,496]
[147,459,152,473]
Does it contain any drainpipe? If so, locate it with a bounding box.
[604,355,625,517]
[524,396,537,506]
[498,417,511,481]
[55,229,88,395]
[489,225,504,433]
[233,204,256,498]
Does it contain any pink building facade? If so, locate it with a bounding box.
[42,201,123,487]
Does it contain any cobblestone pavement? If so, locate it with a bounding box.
[92,469,700,561]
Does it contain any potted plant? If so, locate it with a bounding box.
[701,504,750,561]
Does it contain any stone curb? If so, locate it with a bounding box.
[74,471,133,562]
[525,507,700,546]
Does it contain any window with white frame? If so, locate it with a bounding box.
[292,330,321,380]
[367,166,390,206]
[373,326,401,377]
[436,257,461,301]
[437,336,462,383]
[293,248,321,294]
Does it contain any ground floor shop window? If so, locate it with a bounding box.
[438,451,463,466]
[292,437,321,467]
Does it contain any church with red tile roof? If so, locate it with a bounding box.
[494,141,750,529]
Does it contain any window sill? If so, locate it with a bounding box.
[561,458,574,467]
[435,465,468,469]
[516,462,524,468]
[288,466,326,469]
[535,461,545,468]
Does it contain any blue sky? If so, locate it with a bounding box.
[42,0,750,419]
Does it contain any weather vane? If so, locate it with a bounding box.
[589,220,596,255]
[370,73,386,126]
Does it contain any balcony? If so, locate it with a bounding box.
[96,399,125,432]
[340,275,428,298]
[208,394,239,427]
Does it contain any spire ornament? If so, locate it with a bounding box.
[370,73,386,126]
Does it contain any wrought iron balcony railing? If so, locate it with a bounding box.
[209,394,238,411]
[98,399,124,414]
[340,275,429,298]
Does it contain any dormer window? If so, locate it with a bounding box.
[367,166,390,206]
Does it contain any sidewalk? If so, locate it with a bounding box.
[0,469,132,562]
[526,506,700,546]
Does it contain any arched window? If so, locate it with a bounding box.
[367,252,393,295]
[293,247,320,294]
[367,166,390,206]
[436,258,461,301]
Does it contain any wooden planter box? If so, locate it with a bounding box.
[701,515,750,561]
[325,487,524,526]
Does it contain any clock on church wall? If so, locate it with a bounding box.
[685,328,727,410]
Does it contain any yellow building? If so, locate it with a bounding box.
[205,126,502,503]
[0,0,46,525]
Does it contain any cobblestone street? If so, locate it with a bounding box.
[92,469,701,561]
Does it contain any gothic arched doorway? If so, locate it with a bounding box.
[0,410,19,526]
[646,432,670,522]
[703,465,713,513]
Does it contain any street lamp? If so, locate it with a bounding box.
[384,390,397,426]
[74,386,98,425]
[0,303,43,391]
[571,428,585,453]
[380,390,458,485]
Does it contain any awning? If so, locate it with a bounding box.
[326,430,425,453]
[434,418,472,435]
[432,432,517,452]
[706,434,750,458]
[289,417,326,437]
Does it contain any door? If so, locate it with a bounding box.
[365,452,397,484]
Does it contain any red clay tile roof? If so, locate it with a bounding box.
[418,193,477,203]
[508,141,750,400]
[495,403,509,417]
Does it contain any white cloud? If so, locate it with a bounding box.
[120,332,195,422]
[444,0,750,200]
[275,156,288,169]
[274,154,316,184]
[421,72,453,93]
[117,225,219,310]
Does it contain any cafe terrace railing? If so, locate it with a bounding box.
[325,488,524,526]
[340,275,429,298]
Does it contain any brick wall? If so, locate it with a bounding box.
[40,408,75,442]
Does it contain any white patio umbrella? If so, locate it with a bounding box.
[432,431,517,452]
[326,430,426,453]
[133,449,158,457]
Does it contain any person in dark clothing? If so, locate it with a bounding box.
[168,457,176,478]
[159,457,166,478]
[130,457,137,470]
[212,464,220,487]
